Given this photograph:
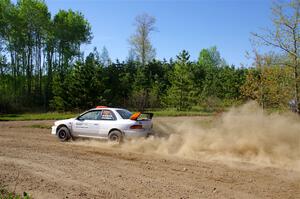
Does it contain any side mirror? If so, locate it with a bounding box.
[77,117,84,121]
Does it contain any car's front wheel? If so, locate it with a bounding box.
[108,130,123,143]
[57,126,71,142]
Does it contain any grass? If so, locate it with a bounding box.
[151,110,215,117]
[149,106,221,117]
[0,185,30,199]
[0,112,77,121]
[0,107,219,121]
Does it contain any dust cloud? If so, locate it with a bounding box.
[75,102,300,169]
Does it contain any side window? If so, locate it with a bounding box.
[100,110,115,120]
[79,111,102,120]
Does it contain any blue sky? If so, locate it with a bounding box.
[44,0,272,66]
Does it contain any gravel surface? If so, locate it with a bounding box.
[0,119,299,199]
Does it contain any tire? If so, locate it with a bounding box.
[108,130,123,143]
[57,126,71,142]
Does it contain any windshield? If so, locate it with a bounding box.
[116,109,132,119]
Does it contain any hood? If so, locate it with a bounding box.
[54,118,75,126]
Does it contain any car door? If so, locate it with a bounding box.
[98,110,117,137]
[72,110,102,137]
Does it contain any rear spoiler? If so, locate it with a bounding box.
[130,112,154,120]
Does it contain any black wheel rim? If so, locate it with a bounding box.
[110,134,119,142]
[59,130,66,139]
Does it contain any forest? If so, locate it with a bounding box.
[0,0,299,113]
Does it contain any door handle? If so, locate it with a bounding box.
[93,123,99,126]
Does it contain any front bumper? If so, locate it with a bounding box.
[51,126,57,135]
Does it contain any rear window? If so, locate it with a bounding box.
[117,109,132,119]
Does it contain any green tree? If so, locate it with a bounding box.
[166,50,194,110]
[53,9,92,76]
[100,46,111,67]
[198,46,225,68]
[241,54,293,109]
[252,0,300,113]
[70,53,104,109]
[197,47,222,98]
[51,9,92,110]
[128,13,157,110]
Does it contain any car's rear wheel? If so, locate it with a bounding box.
[108,130,123,143]
[57,126,71,142]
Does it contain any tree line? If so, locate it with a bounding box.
[0,0,298,113]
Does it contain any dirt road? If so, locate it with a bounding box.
[0,118,299,199]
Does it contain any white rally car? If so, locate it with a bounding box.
[51,106,153,142]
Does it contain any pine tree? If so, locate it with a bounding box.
[166,50,194,110]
